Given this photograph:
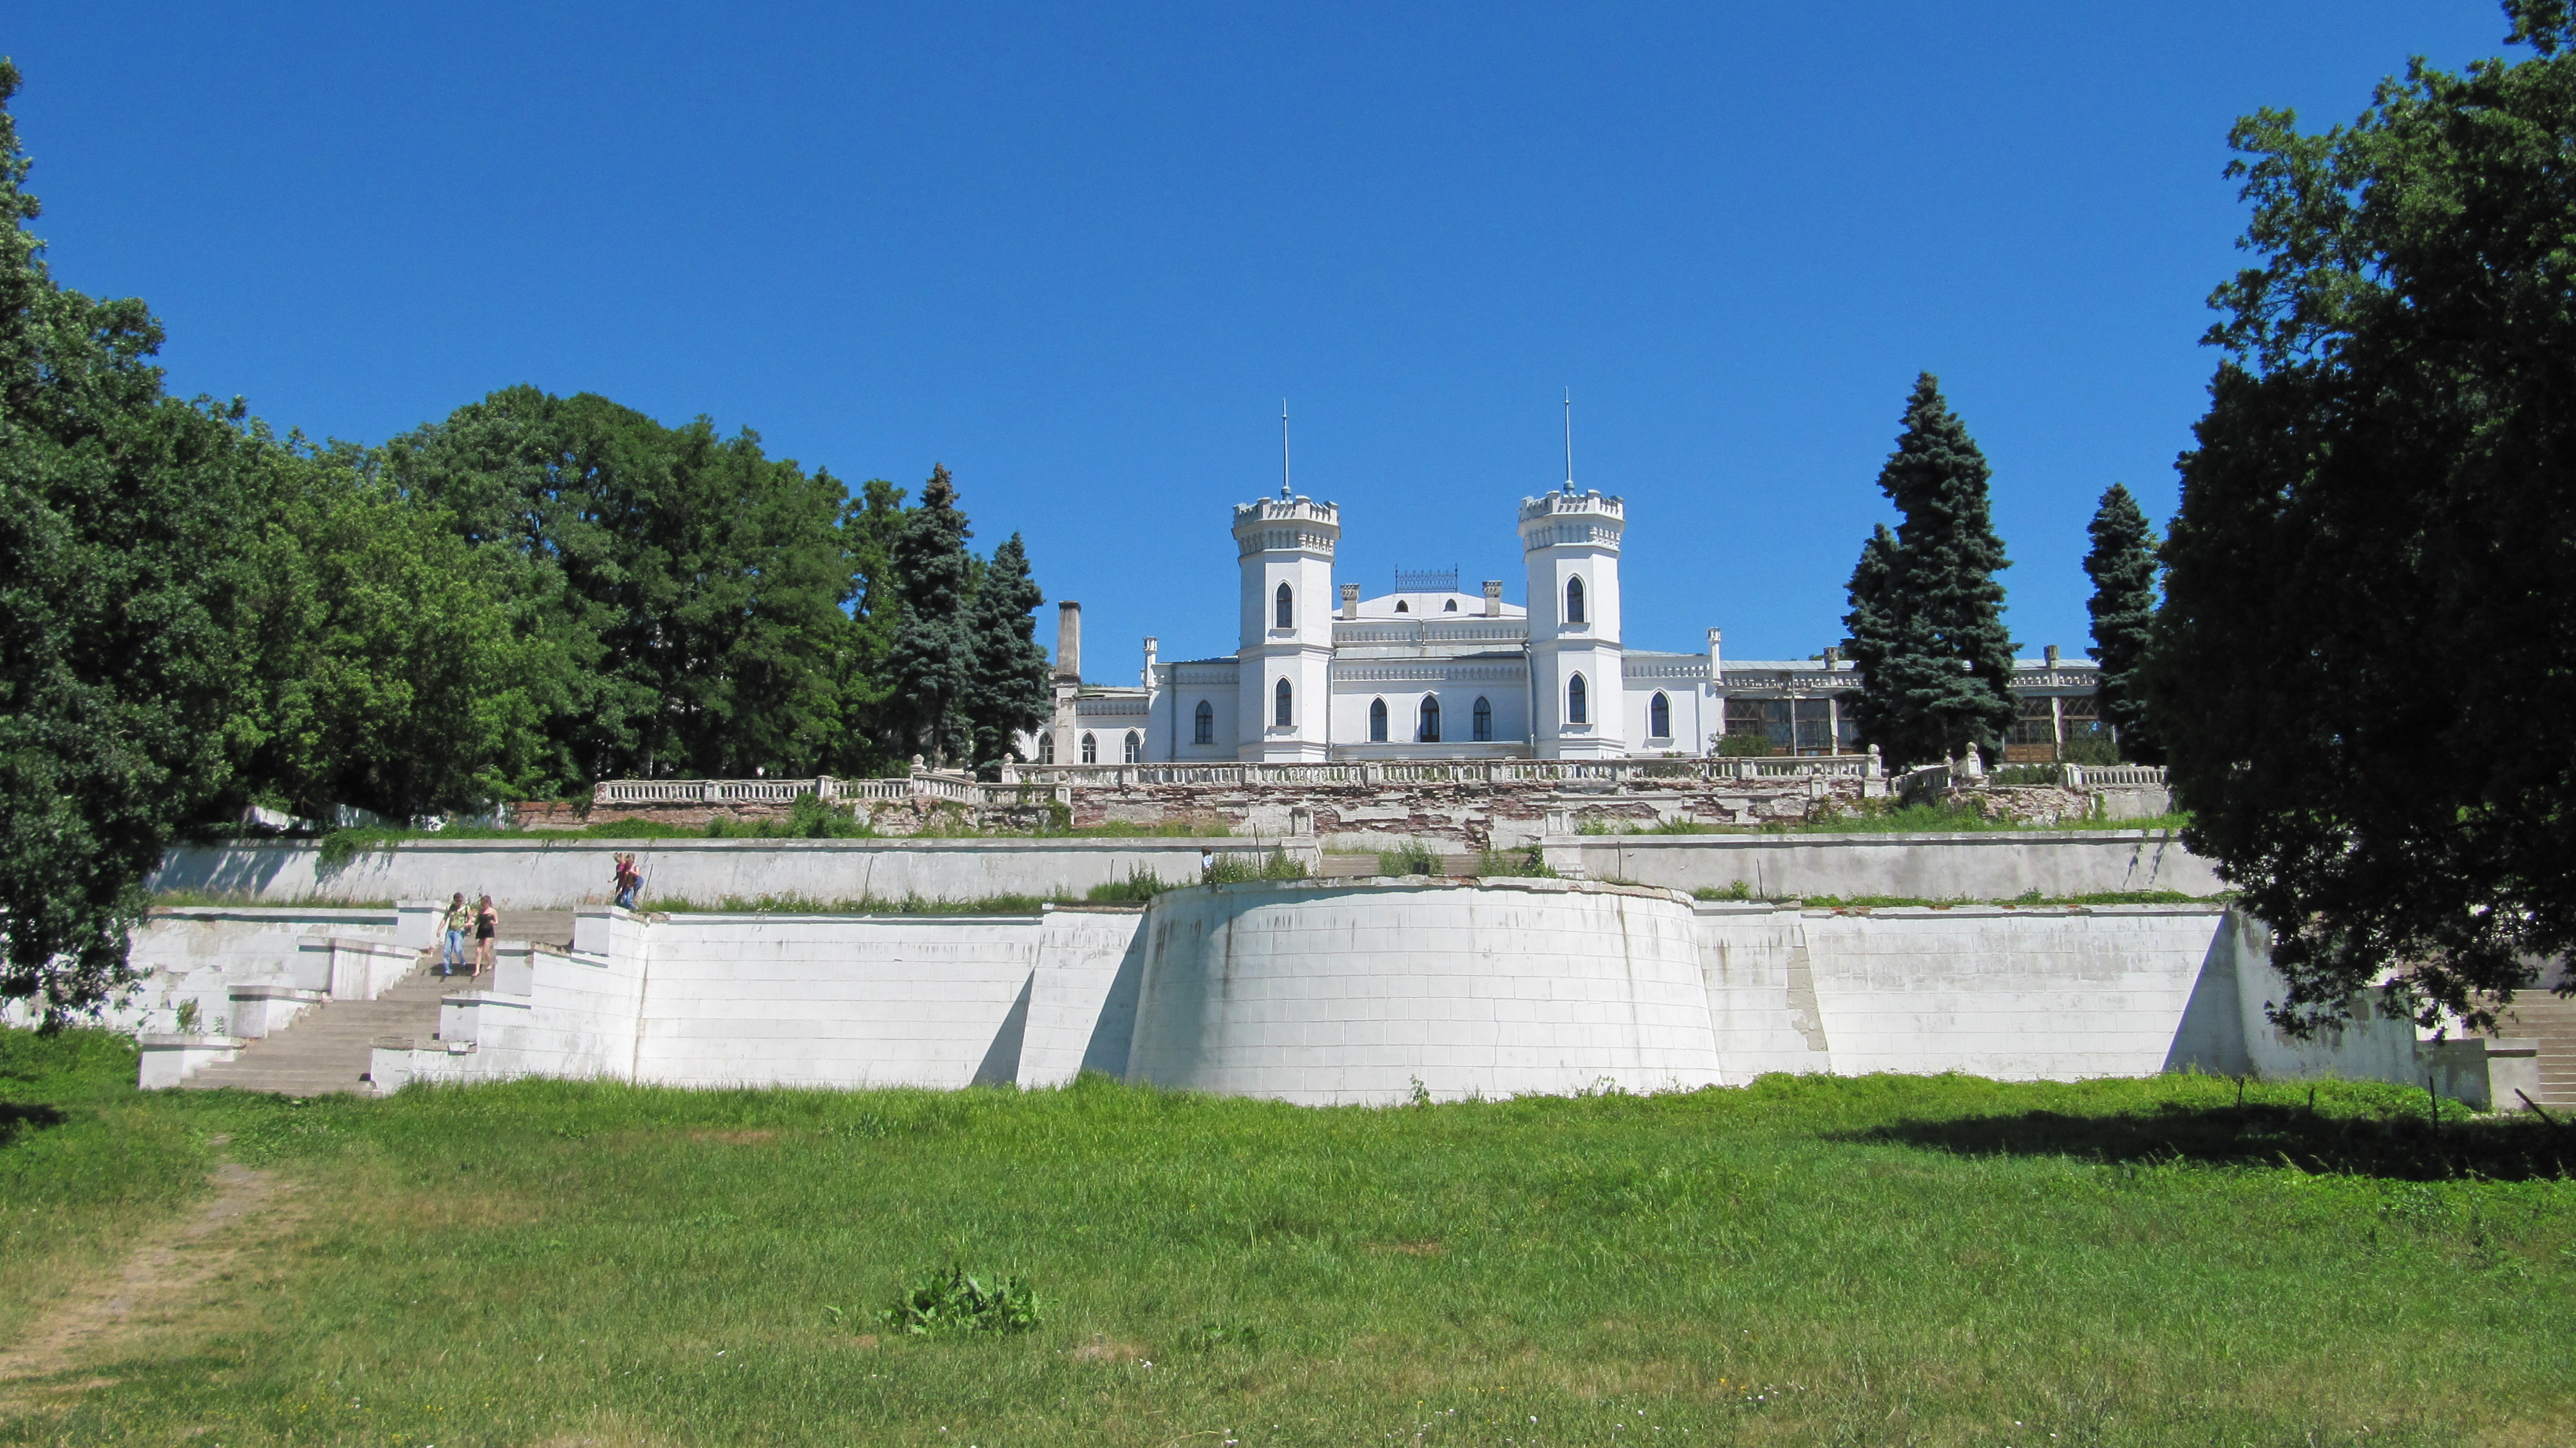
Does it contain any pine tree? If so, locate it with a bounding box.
[886,464,975,766]
[1840,374,2016,768]
[2081,482,2159,763]
[961,534,1052,776]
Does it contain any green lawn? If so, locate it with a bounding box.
[2,1029,2571,1446]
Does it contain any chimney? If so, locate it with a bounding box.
[1142,636,1158,687]
[2043,644,2060,669]
[1707,627,1723,681]
[1823,645,1842,667]
[1482,580,1503,617]
[1340,583,1360,620]
[1055,601,1081,681]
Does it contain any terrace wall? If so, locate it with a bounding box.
[148,836,1307,910]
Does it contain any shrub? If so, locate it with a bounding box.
[881,1266,1042,1337]
[1717,732,1776,757]
[1374,842,1443,877]
[1475,846,1557,878]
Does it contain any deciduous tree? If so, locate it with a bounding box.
[0,63,259,1022]
[2145,0,2576,1032]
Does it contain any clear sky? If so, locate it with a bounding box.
[6,2,2515,676]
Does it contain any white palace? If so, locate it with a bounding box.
[1024,475,2117,768]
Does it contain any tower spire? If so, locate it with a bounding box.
[1280,399,1291,500]
[1562,388,1575,495]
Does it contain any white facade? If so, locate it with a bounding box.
[1028,484,1719,763]
[1025,487,2112,765]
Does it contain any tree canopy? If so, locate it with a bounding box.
[1841,374,2016,769]
[0,68,1055,1022]
[2145,0,2576,1033]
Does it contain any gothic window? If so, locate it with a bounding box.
[1275,582,1294,629]
[1417,694,1441,743]
[1081,732,1098,764]
[1472,696,1493,741]
[1567,672,1588,725]
[1444,598,1457,611]
[1565,576,1586,625]
[1649,691,1671,739]
[1193,699,1215,745]
[1273,677,1293,727]
[1039,732,1055,764]
[1123,731,1142,763]
[1395,600,1408,613]
[1368,697,1388,742]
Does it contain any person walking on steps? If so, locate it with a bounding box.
[440,892,472,978]
[473,894,498,978]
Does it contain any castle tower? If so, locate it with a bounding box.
[1520,490,1625,758]
[1233,495,1339,761]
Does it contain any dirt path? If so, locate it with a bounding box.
[0,1139,302,1402]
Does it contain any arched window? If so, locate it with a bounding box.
[1472,696,1493,742]
[1273,677,1293,727]
[1417,694,1441,743]
[1395,600,1408,613]
[1081,732,1098,764]
[1565,576,1586,625]
[1368,698,1388,742]
[1123,731,1142,763]
[1275,581,1294,629]
[1039,732,1055,764]
[1649,691,1671,739]
[1444,598,1457,611]
[1193,699,1215,745]
[1567,672,1588,725]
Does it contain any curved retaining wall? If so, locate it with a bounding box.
[1125,879,1723,1105]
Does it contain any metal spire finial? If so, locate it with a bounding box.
[1280,399,1291,500]
[1562,388,1575,495]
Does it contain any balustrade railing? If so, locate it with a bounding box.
[593,752,2161,810]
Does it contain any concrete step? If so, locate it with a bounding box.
[182,957,449,1096]
[2494,989,2576,1109]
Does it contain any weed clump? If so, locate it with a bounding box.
[881,1266,1042,1337]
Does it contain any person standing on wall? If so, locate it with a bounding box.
[440,892,472,978]
[473,894,498,978]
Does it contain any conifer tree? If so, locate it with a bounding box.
[2081,482,2159,763]
[886,464,975,765]
[1840,374,2017,768]
[961,534,1052,775]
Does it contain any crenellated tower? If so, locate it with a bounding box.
[1520,490,1625,758]
[1233,495,1339,761]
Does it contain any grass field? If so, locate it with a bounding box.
[3,1031,2571,1447]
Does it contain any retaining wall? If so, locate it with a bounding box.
[1549,828,2222,900]
[1128,880,1721,1105]
[350,879,2509,1107]
[148,836,1308,910]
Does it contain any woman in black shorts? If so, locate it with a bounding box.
[473,894,498,978]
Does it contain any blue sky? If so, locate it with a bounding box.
[8,2,2514,675]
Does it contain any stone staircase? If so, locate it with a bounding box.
[182,957,461,1096]
[2496,989,2576,1110]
